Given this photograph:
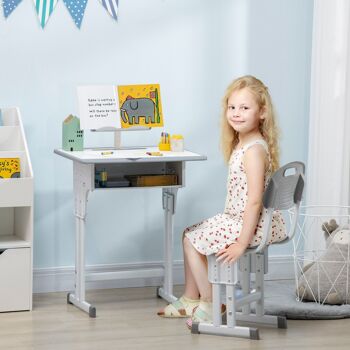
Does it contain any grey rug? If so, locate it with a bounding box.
[255,280,350,319]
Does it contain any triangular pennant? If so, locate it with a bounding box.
[33,0,59,28]
[63,0,88,29]
[3,0,23,18]
[99,0,118,20]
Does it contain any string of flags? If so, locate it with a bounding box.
[2,0,119,29]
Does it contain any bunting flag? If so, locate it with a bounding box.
[33,0,59,28]
[3,0,23,18]
[63,0,88,28]
[99,0,118,20]
[1,0,120,28]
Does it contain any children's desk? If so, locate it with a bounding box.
[54,147,206,317]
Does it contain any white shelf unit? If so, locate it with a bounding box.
[0,107,33,312]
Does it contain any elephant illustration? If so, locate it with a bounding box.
[120,98,156,125]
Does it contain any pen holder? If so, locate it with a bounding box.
[158,142,171,151]
[170,135,184,152]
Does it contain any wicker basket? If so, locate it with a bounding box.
[290,205,350,305]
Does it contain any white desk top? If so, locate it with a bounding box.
[54,147,207,164]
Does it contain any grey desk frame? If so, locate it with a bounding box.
[54,147,206,317]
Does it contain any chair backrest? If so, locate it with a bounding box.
[253,161,305,253]
[263,161,305,210]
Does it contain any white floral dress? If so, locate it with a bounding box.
[184,139,286,255]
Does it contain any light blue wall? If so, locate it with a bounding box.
[247,0,313,254]
[0,0,313,268]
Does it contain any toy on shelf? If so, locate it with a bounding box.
[62,115,84,151]
[158,132,171,151]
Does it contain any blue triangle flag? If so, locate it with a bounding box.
[63,0,88,29]
[3,0,23,18]
[99,0,118,20]
[33,0,59,28]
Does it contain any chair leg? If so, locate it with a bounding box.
[255,253,264,317]
[235,251,287,330]
[241,254,251,315]
[226,284,236,328]
[234,262,241,287]
[212,283,222,327]
[193,252,287,338]
[235,312,287,329]
[192,260,260,340]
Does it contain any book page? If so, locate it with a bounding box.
[77,85,120,130]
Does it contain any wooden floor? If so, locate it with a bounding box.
[0,285,350,350]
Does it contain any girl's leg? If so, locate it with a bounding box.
[157,232,200,316]
[183,234,200,299]
[183,237,214,328]
[183,237,211,301]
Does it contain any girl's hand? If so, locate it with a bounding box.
[215,242,247,264]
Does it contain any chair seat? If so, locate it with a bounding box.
[246,236,290,254]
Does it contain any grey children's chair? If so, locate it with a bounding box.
[191,161,305,340]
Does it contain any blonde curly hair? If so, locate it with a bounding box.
[220,75,281,172]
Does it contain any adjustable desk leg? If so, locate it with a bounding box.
[67,162,96,317]
[157,188,178,303]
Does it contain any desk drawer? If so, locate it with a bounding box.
[0,248,31,312]
[95,161,184,188]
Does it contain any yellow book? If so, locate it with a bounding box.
[0,158,21,178]
[126,174,177,187]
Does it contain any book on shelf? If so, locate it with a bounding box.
[125,174,177,187]
[0,158,21,178]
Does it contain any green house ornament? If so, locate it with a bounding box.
[62,115,84,151]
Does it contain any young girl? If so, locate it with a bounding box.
[157,75,286,328]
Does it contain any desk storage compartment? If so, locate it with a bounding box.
[94,161,184,188]
[0,248,31,312]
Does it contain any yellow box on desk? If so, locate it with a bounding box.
[0,158,20,178]
[126,174,178,187]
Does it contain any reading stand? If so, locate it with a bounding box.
[91,126,150,149]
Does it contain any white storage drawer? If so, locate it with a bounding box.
[0,248,31,312]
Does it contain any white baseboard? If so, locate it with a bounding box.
[264,255,295,281]
[33,261,185,293]
[33,256,295,293]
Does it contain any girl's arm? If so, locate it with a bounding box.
[216,145,267,264]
